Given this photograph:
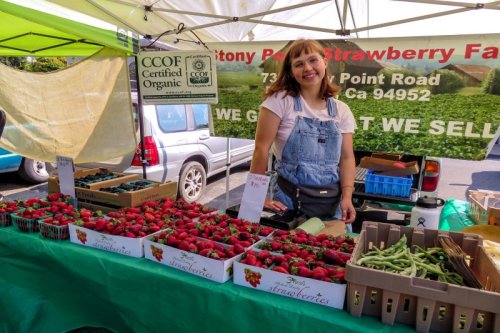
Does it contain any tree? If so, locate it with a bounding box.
[430,69,464,94]
[0,56,67,72]
[481,67,500,95]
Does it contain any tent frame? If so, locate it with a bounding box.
[79,0,500,43]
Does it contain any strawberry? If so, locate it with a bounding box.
[256,250,270,261]
[311,267,328,281]
[244,254,257,266]
[273,266,289,274]
[84,221,96,229]
[233,243,245,254]
[94,219,107,231]
[296,266,312,278]
[178,241,190,251]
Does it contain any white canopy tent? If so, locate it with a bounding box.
[45,0,500,49]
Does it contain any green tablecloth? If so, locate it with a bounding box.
[0,227,416,333]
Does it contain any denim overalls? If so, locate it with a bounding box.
[273,95,343,219]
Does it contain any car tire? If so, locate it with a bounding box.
[17,158,49,184]
[178,161,206,203]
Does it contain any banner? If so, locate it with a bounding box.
[209,34,500,160]
[138,51,218,104]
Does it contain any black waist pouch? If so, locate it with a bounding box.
[277,175,341,219]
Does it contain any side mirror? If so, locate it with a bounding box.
[0,110,5,138]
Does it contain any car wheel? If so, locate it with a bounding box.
[17,158,49,184]
[178,161,206,203]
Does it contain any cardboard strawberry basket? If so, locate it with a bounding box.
[38,221,69,240]
[346,221,499,333]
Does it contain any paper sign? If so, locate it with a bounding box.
[56,156,76,201]
[137,51,218,104]
[238,173,270,223]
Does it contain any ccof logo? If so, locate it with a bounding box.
[192,59,206,71]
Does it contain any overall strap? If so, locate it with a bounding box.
[294,95,337,117]
[293,95,302,112]
[327,97,338,117]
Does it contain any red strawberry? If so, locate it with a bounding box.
[296,266,312,278]
[95,219,107,231]
[273,266,289,274]
[233,243,245,254]
[256,250,270,261]
[178,241,190,251]
[244,254,257,266]
[270,241,282,251]
[311,267,328,281]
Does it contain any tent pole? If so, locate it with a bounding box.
[225,137,231,210]
[133,55,147,179]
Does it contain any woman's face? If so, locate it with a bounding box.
[290,50,327,89]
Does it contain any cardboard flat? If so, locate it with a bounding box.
[317,220,346,237]
[68,223,156,258]
[233,260,347,309]
[144,238,245,283]
[359,157,419,176]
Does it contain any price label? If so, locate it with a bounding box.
[56,156,76,202]
[238,173,270,223]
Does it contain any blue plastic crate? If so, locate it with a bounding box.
[365,170,413,197]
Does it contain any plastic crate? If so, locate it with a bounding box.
[38,221,70,240]
[11,214,49,232]
[467,190,500,226]
[365,170,412,197]
[346,221,500,333]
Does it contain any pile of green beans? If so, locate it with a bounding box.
[357,235,465,286]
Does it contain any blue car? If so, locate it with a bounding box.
[0,148,49,183]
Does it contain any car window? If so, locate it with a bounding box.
[192,104,209,129]
[156,105,187,133]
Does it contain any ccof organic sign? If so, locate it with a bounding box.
[137,51,218,104]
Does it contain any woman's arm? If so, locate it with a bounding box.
[339,133,356,223]
[249,107,281,175]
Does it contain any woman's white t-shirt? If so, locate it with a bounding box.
[261,91,357,160]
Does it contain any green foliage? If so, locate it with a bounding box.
[430,69,464,94]
[376,68,419,90]
[0,56,67,72]
[0,57,30,70]
[217,71,263,88]
[481,67,500,95]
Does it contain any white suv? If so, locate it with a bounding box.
[81,103,254,203]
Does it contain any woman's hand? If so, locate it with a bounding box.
[264,198,288,213]
[340,198,356,224]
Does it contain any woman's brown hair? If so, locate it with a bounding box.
[263,39,341,99]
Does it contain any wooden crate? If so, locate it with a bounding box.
[48,167,139,194]
[467,190,500,226]
[76,180,177,208]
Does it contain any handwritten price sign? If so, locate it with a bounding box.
[238,173,270,223]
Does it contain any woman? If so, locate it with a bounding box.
[250,39,357,224]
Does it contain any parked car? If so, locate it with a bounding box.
[80,103,255,203]
[0,148,49,183]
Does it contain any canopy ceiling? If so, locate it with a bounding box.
[0,0,138,56]
[43,0,500,51]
